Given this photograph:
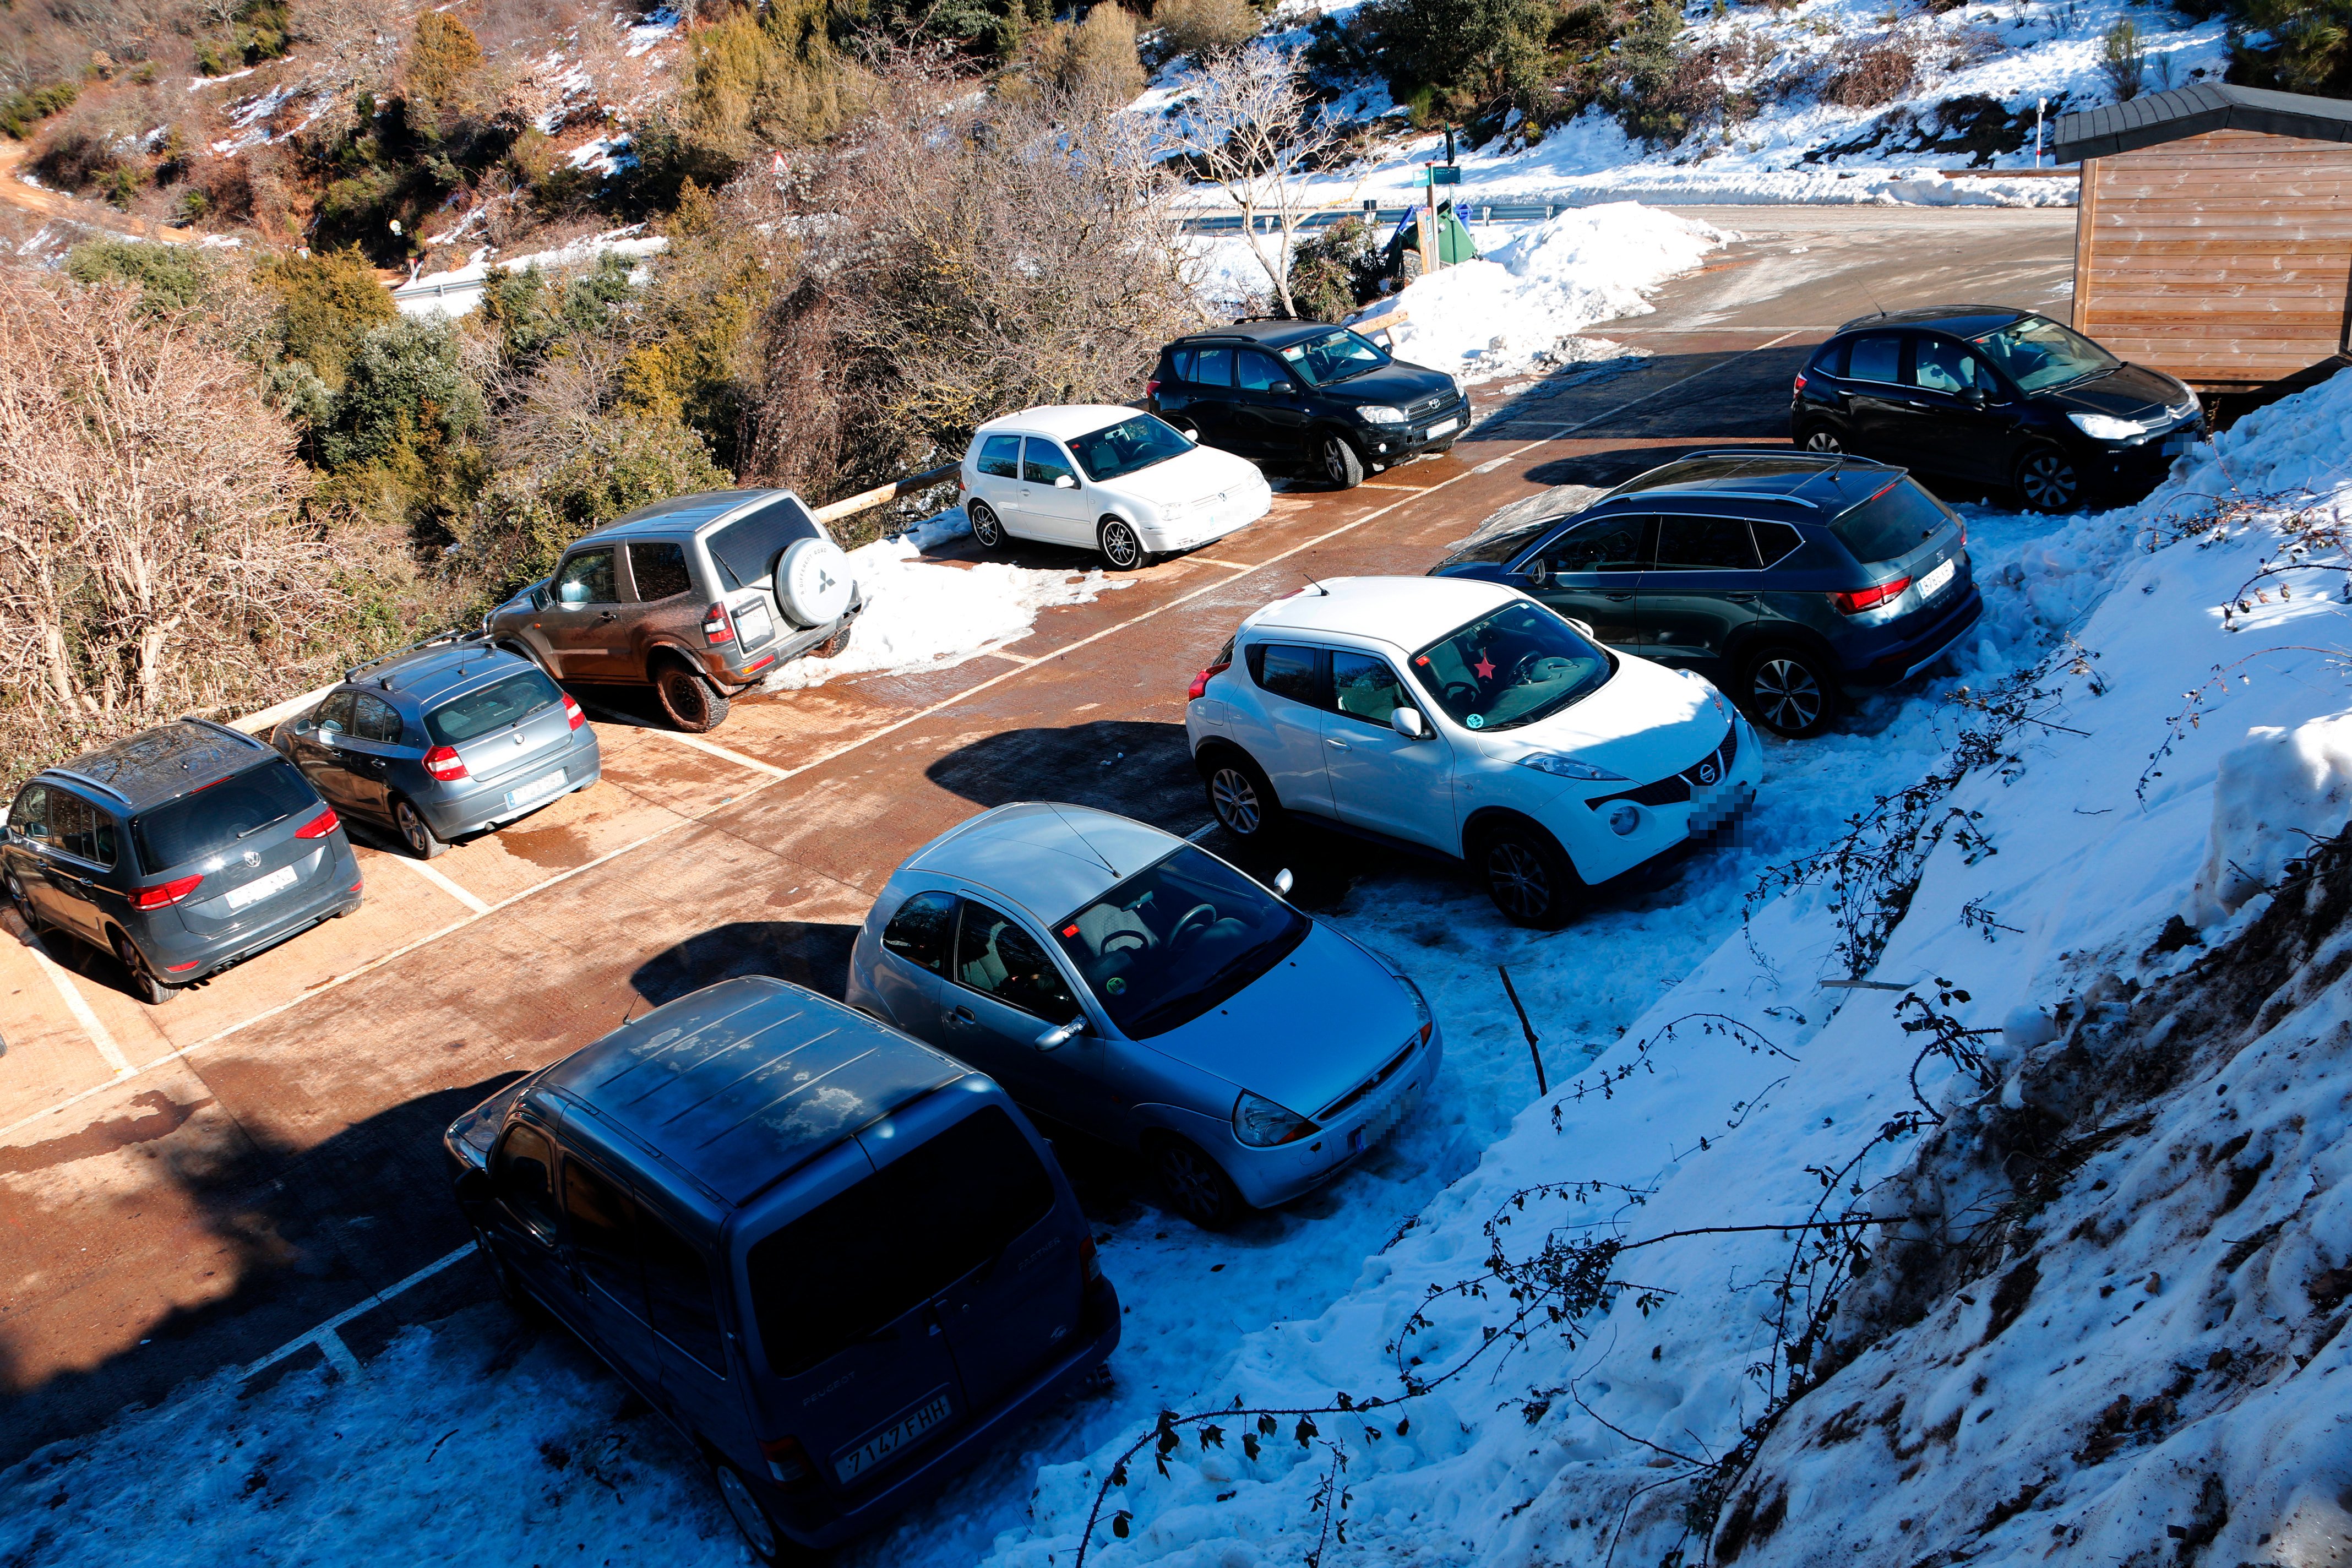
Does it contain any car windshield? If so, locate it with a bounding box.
[1832,477,1952,564]
[1278,328,1391,387]
[1050,845,1308,1039]
[1068,414,1193,483]
[427,669,562,744]
[1970,315,2120,394]
[132,757,316,870]
[1411,601,1613,732]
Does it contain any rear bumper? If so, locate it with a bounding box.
[422,737,602,839]
[708,603,859,688]
[1842,583,1983,688]
[141,838,363,979]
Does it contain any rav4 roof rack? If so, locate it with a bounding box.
[344,627,484,684]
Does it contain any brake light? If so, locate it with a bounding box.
[702,601,736,646]
[759,1435,815,1488]
[423,745,469,781]
[1831,576,1912,615]
[294,807,339,840]
[1188,657,1231,701]
[1080,1232,1103,1283]
[1957,518,1967,548]
[165,959,200,972]
[132,873,204,910]
[1793,372,1807,394]
[562,693,585,731]
[1146,377,1162,398]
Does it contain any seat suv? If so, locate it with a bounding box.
[1789,306,2202,512]
[3,720,362,1003]
[274,634,601,859]
[483,488,866,733]
[1428,451,1980,737]
[1145,320,1470,490]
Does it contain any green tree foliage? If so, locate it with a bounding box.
[319,317,487,471]
[63,238,215,315]
[195,0,292,73]
[850,0,1049,60]
[1352,0,1564,127]
[257,248,398,390]
[1285,217,1384,322]
[407,12,487,127]
[459,420,731,606]
[630,0,862,205]
[2230,0,2352,97]
[0,83,76,140]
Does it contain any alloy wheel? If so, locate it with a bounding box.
[1751,656,1825,733]
[1485,838,1553,923]
[970,502,1003,548]
[1804,426,1843,453]
[1210,766,1261,835]
[395,800,433,857]
[115,934,172,1005]
[715,1464,780,1561]
[1102,520,1142,570]
[2019,450,2080,511]
[1157,1141,1237,1227]
[2,867,31,922]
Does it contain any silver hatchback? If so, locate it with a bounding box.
[845,803,1441,1227]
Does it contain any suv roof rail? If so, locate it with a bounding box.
[42,767,134,805]
[1640,487,1822,510]
[344,628,483,684]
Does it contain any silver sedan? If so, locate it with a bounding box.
[845,803,1440,1228]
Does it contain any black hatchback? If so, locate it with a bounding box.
[1146,320,1470,490]
[1790,306,2203,512]
[1430,451,1980,737]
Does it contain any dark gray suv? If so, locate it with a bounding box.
[3,720,363,1003]
[1430,451,1981,737]
[273,635,601,859]
[483,489,866,734]
[444,976,1119,1559]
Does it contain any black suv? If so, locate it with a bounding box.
[1790,306,2202,512]
[1145,320,1469,490]
[3,720,362,1003]
[1429,451,1980,737]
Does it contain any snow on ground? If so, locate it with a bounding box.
[393,230,669,317]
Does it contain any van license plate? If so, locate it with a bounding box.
[1917,558,1956,600]
[225,864,298,911]
[1424,417,1460,439]
[835,1390,954,1484]
[504,769,568,809]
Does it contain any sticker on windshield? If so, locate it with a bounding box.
[1106,977,1126,994]
[1466,714,1486,729]
[1280,346,1305,360]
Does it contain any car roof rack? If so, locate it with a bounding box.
[343,628,484,684]
[42,767,134,805]
[1637,487,1822,510]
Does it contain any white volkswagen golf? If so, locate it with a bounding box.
[1184,577,1762,927]
[960,404,1272,570]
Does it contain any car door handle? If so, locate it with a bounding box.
[952,1005,976,1023]
[1603,592,1634,602]
[1724,592,1759,602]
[597,610,618,622]
[1326,737,1349,750]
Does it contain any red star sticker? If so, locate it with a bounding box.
[1473,650,1496,681]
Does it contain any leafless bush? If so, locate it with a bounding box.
[1826,29,1920,109]
[1160,41,1338,318]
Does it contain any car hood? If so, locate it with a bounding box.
[1107,443,1265,504]
[1315,361,1455,411]
[1136,922,1419,1118]
[2044,361,2190,421]
[1474,656,1732,783]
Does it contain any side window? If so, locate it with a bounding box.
[1021,439,1076,487]
[1237,352,1286,393]
[1908,337,1982,395]
[881,889,956,974]
[1547,515,1651,574]
[638,1205,727,1376]
[1330,651,1406,727]
[1847,334,1903,385]
[978,434,1022,479]
[1752,521,1804,568]
[1654,516,1762,573]
[315,690,356,733]
[563,1155,647,1321]
[50,793,115,867]
[1246,643,1321,705]
[1170,349,1196,382]
[12,784,50,842]
[1192,347,1234,388]
[554,548,618,606]
[351,693,404,744]
[492,1124,560,1242]
[955,901,1077,1020]
[629,541,692,602]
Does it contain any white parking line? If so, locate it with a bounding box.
[240,1243,473,1382]
[11,921,132,1077]
[585,711,791,780]
[377,851,492,917]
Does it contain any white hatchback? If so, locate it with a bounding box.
[960,404,1272,570]
[1185,576,1763,927]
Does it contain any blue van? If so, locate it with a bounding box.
[443,976,1120,1557]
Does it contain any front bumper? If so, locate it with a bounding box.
[1189,1027,1444,1211]
[1843,583,1983,689]
[1137,490,1273,553]
[1357,397,1472,464]
[1549,718,1766,885]
[2077,424,2200,494]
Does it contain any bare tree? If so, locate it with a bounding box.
[1159,42,1341,320]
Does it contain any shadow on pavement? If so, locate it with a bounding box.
[924,720,1204,836]
[630,919,863,1005]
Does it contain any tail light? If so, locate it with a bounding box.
[562,693,585,731]
[759,1435,815,1488]
[1957,518,1968,548]
[1830,576,1912,615]
[1793,372,1807,394]
[424,745,469,781]
[702,601,736,646]
[1188,656,1231,701]
[1080,1232,1104,1283]
[1145,377,1162,398]
[132,873,204,910]
[165,958,201,972]
[294,807,340,839]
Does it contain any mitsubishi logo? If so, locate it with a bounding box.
[241,850,262,869]
[818,568,837,594]
[1697,760,1719,786]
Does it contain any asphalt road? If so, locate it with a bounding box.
[0,204,2078,1466]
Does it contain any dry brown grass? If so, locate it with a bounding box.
[1826,29,1921,108]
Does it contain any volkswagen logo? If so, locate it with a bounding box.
[241,850,261,869]
[1697,760,1720,786]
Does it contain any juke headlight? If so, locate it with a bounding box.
[1516,754,1630,782]
[1233,1091,1319,1147]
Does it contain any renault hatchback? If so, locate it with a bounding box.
[444,976,1118,1559]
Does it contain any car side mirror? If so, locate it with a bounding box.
[1524,558,1551,586]
[1275,382,1298,396]
[1963,385,1989,408]
[1392,706,1427,740]
[1034,1016,1088,1051]
[1054,474,1078,490]
[1566,617,1598,640]
[1272,868,1295,897]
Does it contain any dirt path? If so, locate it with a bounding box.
[0,138,195,244]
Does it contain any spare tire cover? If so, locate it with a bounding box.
[775,537,856,628]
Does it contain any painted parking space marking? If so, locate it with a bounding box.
[239,1243,473,1383]
[375,851,493,917]
[10,920,131,1077]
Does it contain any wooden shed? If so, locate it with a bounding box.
[2053,83,2352,394]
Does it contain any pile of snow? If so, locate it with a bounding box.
[393,230,668,317]
[2183,715,2352,925]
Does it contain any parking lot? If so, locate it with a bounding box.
[0,204,2075,1466]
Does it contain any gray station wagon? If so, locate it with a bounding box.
[443,976,1119,1559]
[2,720,363,1003]
[482,489,867,734]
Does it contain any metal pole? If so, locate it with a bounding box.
[1498,965,1546,1096]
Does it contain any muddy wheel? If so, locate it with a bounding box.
[655,661,729,733]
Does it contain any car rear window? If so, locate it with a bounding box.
[1832,479,1952,564]
[745,1107,1055,1380]
[707,498,820,592]
[132,757,317,871]
[427,669,563,744]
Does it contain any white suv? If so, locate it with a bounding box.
[1184,577,1761,926]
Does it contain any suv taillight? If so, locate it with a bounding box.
[703,601,736,646]
[1080,1232,1104,1283]
[759,1435,816,1488]
[1793,372,1807,394]
[424,745,469,781]
[1146,376,1162,398]
[562,693,585,731]
[1830,576,1911,615]
[133,873,204,910]
[1188,656,1231,701]
[294,807,339,839]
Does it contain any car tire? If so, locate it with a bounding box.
[1799,423,1845,454]
[391,794,448,860]
[478,1233,545,1321]
[654,660,731,733]
[1099,517,1147,571]
[2,865,36,929]
[1203,754,1283,841]
[1316,432,1366,491]
[1152,1136,1246,1230]
[813,619,853,658]
[1472,820,1580,930]
[111,930,179,1006]
[967,499,1006,551]
[2015,444,2084,513]
[1740,645,1838,738]
[710,1458,808,1565]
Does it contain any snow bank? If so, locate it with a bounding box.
[2184,715,2352,924]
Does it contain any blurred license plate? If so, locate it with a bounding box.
[1425,417,1460,439]
[737,601,775,646]
[225,864,298,911]
[1917,558,1956,600]
[2162,434,2193,455]
[1349,1079,1422,1153]
[505,769,567,809]
[836,1391,953,1484]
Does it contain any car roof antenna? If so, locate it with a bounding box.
[1301,572,1330,596]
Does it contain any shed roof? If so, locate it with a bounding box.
[2054,82,2352,164]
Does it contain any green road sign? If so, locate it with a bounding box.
[1428,165,1462,186]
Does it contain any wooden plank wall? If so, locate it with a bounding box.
[2076,128,2352,389]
